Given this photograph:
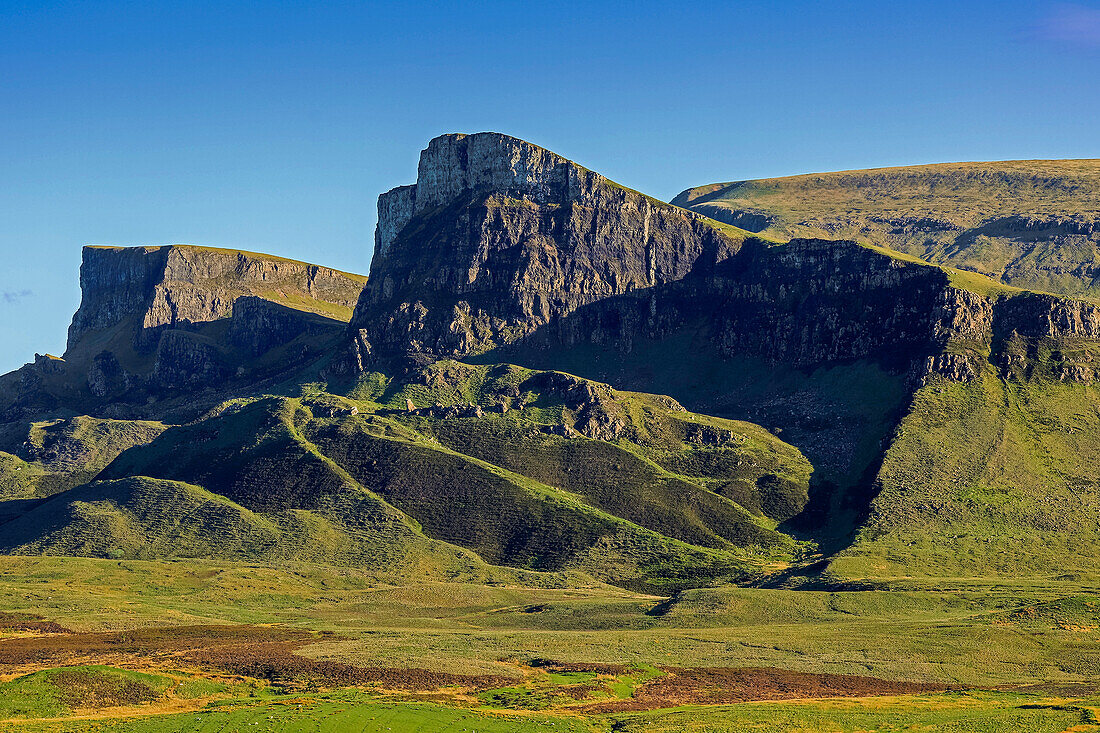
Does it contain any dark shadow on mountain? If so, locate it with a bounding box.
[466,260,927,557]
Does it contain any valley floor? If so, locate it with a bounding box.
[1,556,1099,731]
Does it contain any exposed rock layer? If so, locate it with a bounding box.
[350,134,1100,386]
[2,245,367,422]
[70,245,365,348]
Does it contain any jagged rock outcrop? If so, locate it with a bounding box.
[350,132,740,361]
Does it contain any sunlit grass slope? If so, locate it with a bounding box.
[674,159,1100,296]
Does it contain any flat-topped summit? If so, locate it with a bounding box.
[375,132,598,256]
[414,132,576,209]
[2,244,368,422]
[673,159,1100,297]
[69,244,367,349]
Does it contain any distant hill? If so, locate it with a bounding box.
[672,160,1100,297]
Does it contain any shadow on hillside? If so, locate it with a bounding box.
[467,275,919,558]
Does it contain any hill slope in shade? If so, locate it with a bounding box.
[672,159,1100,297]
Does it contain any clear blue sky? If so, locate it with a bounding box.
[2,0,1099,373]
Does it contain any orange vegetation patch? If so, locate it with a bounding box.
[583,667,951,711]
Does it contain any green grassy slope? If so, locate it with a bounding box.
[0,477,286,560]
[832,368,1100,580]
[3,366,812,591]
[0,417,165,501]
[0,665,174,719]
[673,159,1100,297]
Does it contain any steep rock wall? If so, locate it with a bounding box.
[349,134,1100,388]
[351,132,743,363]
[3,246,368,422]
[70,245,366,349]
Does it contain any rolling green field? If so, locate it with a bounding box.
[10,690,1097,733]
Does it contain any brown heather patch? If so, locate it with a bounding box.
[184,642,511,690]
[51,668,160,709]
[0,624,310,669]
[0,612,71,634]
[582,666,951,712]
[0,623,509,692]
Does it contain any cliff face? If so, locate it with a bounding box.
[2,245,367,422]
[349,134,1100,387]
[350,132,745,365]
[70,245,365,348]
[66,246,172,346]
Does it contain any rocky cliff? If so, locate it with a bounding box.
[70,245,366,347]
[348,134,1100,388]
[348,132,749,368]
[1,245,367,422]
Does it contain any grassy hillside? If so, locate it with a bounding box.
[0,365,814,592]
[673,159,1100,297]
[0,417,164,501]
[832,367,1100,580]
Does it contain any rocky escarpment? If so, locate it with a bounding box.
[1,245,367,422]
[336,133,1100,522]
[346,134,1100,387]
[70,245,365,347]
[344,132,741,369]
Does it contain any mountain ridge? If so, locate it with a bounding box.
[4,133,1100,590]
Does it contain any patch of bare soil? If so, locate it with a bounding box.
[583,666,951,712]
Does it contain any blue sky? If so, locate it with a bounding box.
[1,0,1099,373]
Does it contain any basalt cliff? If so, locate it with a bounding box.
[349,134,1100,385]
[1,245,366,422]
[4,134,1100,588]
